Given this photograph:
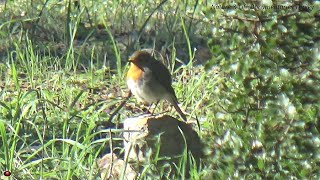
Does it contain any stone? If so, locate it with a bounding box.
[98,153,137,180]
[123,114,203,164]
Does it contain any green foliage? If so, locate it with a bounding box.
[202,0,320,178]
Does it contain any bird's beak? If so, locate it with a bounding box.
[128,59,138,66]
[128,57,134,63]
[128,58,137,64]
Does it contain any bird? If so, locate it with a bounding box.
[126,50,187,121]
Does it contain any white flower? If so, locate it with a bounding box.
[280,68,289,77]
[279,93,290,107]
[231,63,238,71]
[287,105,296,118]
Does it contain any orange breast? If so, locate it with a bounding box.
[127,64,144,81]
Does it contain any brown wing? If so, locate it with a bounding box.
[147,54,187,121]
[149,57,177,99]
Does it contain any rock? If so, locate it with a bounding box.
[123,114,203,164]
[98,153,137,180]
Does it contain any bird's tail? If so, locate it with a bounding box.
[171,100,187,121]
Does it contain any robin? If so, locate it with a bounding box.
[126,50,187,121]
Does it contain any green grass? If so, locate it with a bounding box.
[1,0,320,179]
[0,0,206,179]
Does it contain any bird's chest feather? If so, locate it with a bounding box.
[126,64,144,81]
[127,64,165,103]
[126,65,148,102]
[127,73,160,103]
[127,78,158,103]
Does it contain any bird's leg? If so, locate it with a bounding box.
[143,102,152,114]
[147,100,160,115]
[152,100,160,115]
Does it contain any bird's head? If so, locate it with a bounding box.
[128,50,154,68]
